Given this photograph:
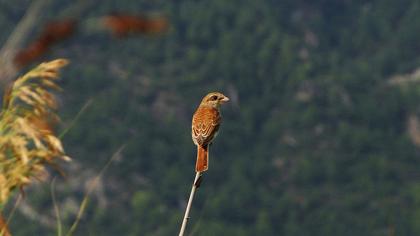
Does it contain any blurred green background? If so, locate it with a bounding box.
[3,0,420,235]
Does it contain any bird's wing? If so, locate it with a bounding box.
[192,107,220,146]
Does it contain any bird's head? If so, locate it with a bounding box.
[200,92,229,108]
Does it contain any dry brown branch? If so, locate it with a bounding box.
[103,14,169,37]
[14,20,76,68]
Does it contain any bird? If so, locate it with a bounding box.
[192,92,229,172]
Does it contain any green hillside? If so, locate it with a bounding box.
[3,0,420,235]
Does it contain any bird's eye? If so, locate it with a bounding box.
[210,95,218,101]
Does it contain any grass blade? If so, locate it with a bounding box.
[59,98,93,139]
[51,177,63,236]
[65,144,126,236]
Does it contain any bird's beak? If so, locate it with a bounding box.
[220,96,230,103]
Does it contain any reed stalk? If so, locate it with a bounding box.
[179,171,203,236]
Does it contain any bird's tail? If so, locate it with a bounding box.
[196,145,208,172]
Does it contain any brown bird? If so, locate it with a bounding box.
[192,92,229,172]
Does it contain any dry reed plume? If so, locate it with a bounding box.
[0,59,70,206]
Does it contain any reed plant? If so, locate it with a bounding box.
[0,59,70,207]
